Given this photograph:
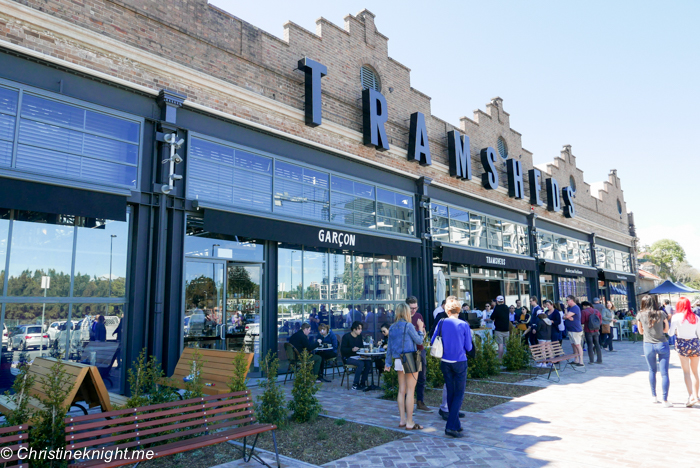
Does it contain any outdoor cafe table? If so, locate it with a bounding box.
[356,349,386,390]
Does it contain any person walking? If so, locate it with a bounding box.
[581,301,603,364]
[663,299,676,348]
[385,302,425,430]
[668,297,700,407]
[431,296,472,438]
[405,296,431,413]
[636,295,671,407]
[564,295,584,366]
[488,295,511,359]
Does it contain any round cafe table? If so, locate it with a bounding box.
[356,349,386,390]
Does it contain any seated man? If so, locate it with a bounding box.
[340,321,372,390]
[288,323,328,383]
[316,324,338,376]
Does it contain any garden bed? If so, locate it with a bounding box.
[133,416,405,468]
[423,389,509,412]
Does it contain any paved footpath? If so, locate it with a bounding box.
[215,341,699,468]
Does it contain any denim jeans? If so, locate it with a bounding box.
[643,341,670,401]
[347,357,371,386]
[601,331,614,350]
[440,360,467,432]
[585,332,602,363]
[415,348,427,402]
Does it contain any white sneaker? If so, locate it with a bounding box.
[651,396,659,404]
[686,397,695,408]
[662,400,672,408]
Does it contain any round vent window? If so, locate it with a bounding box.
[497,137,508,159]
[361,65,380,91]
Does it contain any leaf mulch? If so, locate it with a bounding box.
[132,416,405,468]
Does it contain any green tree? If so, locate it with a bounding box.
[645,239,686,281]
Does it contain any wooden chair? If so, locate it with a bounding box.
[64,391,279,467]
[339,358,358,390]
[161,348,254,396]
[283,343,301,384]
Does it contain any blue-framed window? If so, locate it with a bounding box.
[595,246,632,273]
[187,134,415,236]
[0,80,142,190]
[537,230,592,266]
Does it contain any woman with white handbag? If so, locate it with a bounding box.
[430,296,473,438]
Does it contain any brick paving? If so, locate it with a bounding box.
[214,341,699,468]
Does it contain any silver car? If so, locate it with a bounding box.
[8,325,49,351]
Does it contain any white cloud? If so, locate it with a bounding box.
[637,224,700,269]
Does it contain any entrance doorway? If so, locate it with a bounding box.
[472,279,502,310]
[183,260,263,372]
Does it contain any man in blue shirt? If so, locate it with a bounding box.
[564,295,584,366]
[431,296,473,438]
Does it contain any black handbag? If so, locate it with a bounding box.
[399,322,422,373]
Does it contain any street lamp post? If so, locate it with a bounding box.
[109,235,117,298]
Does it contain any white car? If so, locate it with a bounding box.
[2,324,7,346]
[47,321,79,344]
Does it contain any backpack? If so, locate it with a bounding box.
[558,311,566,332]
[588,311,601,331]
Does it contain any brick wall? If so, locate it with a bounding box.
[0,0,633,246]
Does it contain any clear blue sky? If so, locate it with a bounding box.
[211,0,700,268]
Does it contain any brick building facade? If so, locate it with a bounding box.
[0,0,637,389]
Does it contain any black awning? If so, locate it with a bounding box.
[543,261,598,278]
[441,246,536,271]
[203,209,422,257]
[0,177,127,221]
[600,270,636,283]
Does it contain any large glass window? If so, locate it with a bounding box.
[277,247,406,370]
[431,203,529,255]
[0,81,141,189]
[0,209,129,393]
[187,135,415,236]
[537,230,592,267]
[594,246,632,273]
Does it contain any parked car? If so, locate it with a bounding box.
[47,321,79,344]
[2,324,7,346]
[7,325,49,351]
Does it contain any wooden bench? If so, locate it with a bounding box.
[0,357,113,418]
[0,424,29,467]
[162,348,253,396]
[64,390,279,468]
[529,342,584,382]
[549,342,585,374]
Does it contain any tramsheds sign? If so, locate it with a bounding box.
[297,57,576,219]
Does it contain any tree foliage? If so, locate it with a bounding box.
[644,239,686,281]
[255,351,287,427]
[288,350,322,423]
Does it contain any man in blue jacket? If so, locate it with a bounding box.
[431,296,473,438]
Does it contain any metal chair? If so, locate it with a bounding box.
[339,358,358,390]
[283,343,301,384]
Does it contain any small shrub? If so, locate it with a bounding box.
[228,352,250,393]
[426,350,444,388]
[125,348,177,407]
[334,418,346,426]
[467,334,500,379]
[381,368,398,400]
[3,363,35,427]
[256,351,287,427]
[31,359,74,468]
[288,350,322,423]
[502,331,530,371]
[317,430,328,441]
[183,349,206,399]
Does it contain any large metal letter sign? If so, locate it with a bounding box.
[546,178,561,212]
[297,57,327,127]
[563,186,576,218]
[407,112,431,166]
[447,130,471,180]
[480,147,498,190]
[529,168,544,206]
[362,88,390,151]
[506,159,524,199]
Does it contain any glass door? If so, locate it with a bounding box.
[183,260,225,349]
[225,263,262,371]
